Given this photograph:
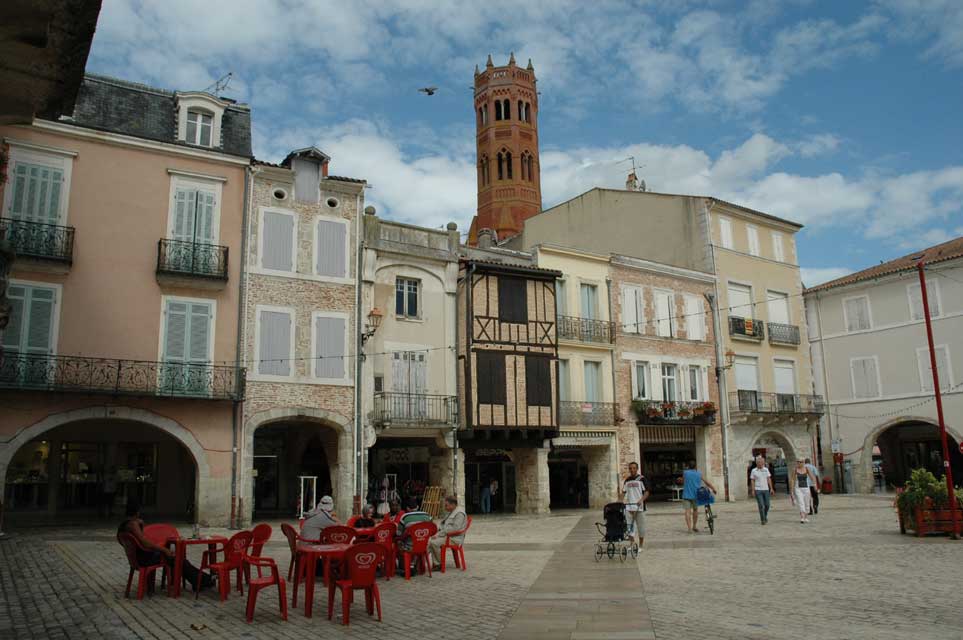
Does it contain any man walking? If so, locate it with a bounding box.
[621,462,650,548]
[682,460,717,533]
[804,458,821,515]
[749,456,774,525]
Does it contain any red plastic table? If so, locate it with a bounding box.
[293,543,349,618]
[352,527,377,541]
[167,535,226,598]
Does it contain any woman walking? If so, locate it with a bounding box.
[791,459,819,523]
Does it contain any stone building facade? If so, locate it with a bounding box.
[239,148,365,523]
[611,255,724,498]
[359,211,463,511]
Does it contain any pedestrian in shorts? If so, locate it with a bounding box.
[621,462,650,547]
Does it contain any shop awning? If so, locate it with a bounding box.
[639,426,695,444]
[552,431,615,449]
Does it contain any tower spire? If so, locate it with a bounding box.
[486,54,493,68]
[509,51,516,65]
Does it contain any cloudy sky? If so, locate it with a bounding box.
[86,0,963,286]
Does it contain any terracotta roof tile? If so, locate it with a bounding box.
[805,235,963,293]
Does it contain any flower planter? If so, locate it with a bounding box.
[899,507,963,537]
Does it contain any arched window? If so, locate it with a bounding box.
[494,101,502,121]
[526,102,532,123]
[497,152,504,180]
[478,107,484,127]
[503,99,511,120]
[521,151,532,181]
[506,151,513,179]
[483,104,489,125]
[518,100,523,123]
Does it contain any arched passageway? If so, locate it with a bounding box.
[746,430,798,496]
[871,420,962,490]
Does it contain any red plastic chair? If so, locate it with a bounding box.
[141,524,180,589]
[401,521,437,581]
[241,554,287,623]
[117,532,166,600]
[345,515,360,528]
[320,525,356,545]
[440,516,472,573]
[199,530,253,600]
[327,543,385,626]
[372,522,397,580]
[250,523,272,557]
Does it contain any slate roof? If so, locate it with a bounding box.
[326,175,366,184]
[805,235,963,293]
[59,74,252,158]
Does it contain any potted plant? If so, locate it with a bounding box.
[895,468,962,536]
[677,405,692,419]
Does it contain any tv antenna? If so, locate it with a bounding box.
[205,72,233,95]
[617,156,647,192]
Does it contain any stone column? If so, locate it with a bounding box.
[429,448,466,502]
[514,446,550,514]
[586,445,617,509]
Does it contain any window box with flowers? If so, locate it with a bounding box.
[632,400,716,425]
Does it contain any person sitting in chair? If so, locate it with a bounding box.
[302,495,339,542]
[118,501,212,590]
[351,504,377,529]
[430,495,467,571]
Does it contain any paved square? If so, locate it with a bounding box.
[1,496,960,639]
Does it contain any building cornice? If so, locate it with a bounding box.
[535,243,610,263]
[611,254,716,284]
[3,137,78,157]
[26,120,251,167]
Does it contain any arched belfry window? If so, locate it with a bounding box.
[521,151,532,181]
[518,100,523,124]
[494,101,502,121]
[503,99,510,120]
[505,151,513,179]
[497,152,504,180]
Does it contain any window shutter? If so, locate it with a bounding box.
[558,360,570,401]
[583,361,600,402]
[195,190,216,243]
[498,277,528,323]
[476,352,506,404]
[685,295,704,340]
[735,357,759,391]
[772,233,784,261]
[262,211,295,271]
[747,226,760,256]
[580,284,597,319]
[525,356,551,406]
[9,162,63,224]
[621,286,639,333]
[25,288,54,354]
[171,189,198,242]
[728,284,753,318]
[316,219,346,277]
[719,218,733,249]
[774,361,796,395]
[314,316,346,379]
[918,348,950,392]
[414,353,427,394]
[164,301,189,362]
[766,291,790,325]
[845,298,869,331]
[852,358,879,398]
[655,291,673,337]
[555,280,567,316]
[258,310,291,376]
[188,303,211,363]
[2,289,24,351]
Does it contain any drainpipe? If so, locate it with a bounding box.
[606,276,621,500]
[353,193,364,515]
[813,293,838,489]
[230,164,254,529]
[452,253,460,497]
[701,198,732,501]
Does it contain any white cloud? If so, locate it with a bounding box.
[800,267,852,287]
[877,0,963,67]
[796,133,841,158]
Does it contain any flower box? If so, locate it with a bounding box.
[898,507,963,537]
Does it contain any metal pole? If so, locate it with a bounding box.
[917,261,960,539]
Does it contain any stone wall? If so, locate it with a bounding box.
[512,446,550,514]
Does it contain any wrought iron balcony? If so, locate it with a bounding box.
[557,315,615,344]
[559,401,617,426]
[157,238,229,280]
[728,315,764,341]
[632,400,717,425]
[729,391,824,415]
[0,353,244,400]
[767,322,801,346]
[372,392,457,426]
[0,218,74,264]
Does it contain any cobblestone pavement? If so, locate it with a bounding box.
[1,497,961,639]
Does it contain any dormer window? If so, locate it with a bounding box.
[186,110,213,146]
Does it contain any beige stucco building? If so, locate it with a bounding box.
[0,75,250,525]
[805,238,963,493]
[239,149,364,522]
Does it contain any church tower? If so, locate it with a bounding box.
[468,53,541,244]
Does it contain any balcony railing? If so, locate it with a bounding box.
[557,315,615,344]
[0,353,244,400]
[559,401,617,426]
[372,392,457,426]
[0,218,74,263]
[157,238,229,280]
[632,400,717,425]
[729,315,764,341]
[729,391,824,415]
[767,322,801,346]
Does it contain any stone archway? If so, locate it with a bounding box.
[857,416,963,493]
[732,425,813,497]
[243,407,354,524]
[0,406,216,523]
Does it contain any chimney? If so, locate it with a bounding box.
[625,171,638,191]
[321,159,329,178]
[477,228,497,249]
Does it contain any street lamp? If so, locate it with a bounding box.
[362,308,383,345]
[715,349,736,379]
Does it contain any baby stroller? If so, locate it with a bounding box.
[594,502,640,562]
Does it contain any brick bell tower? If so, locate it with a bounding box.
[468,53,541,245]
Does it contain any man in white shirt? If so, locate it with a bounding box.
[749,456,774,525]
[621,462,650,547]
[805,458,821,515]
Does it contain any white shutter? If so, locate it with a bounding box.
[555,280,567,316]
[25,289,54,355]
[747,226,760,256]
[852,358,879,398]
[655,291,673,337]
[845,297,870,331]
[621,286,640,333]
[195,190,216,243]
[9,162,63,224]
[314,316,346,379]
[918,347,950,392]
[684,295,704,341]
[391,352,408,392]
[583,361,600,402]
[728,284,753,318]
[580,284,597,319]
[719,218,733,249]
[735,357,759,391]
[908,282,939,320]
[164,301,189,362]
[171,188,197,241]
[774,361,796,394]
[1,287,25,351]
[414,353,427,394]
[187,302,211,363]
[316,219,346,277]
[767,291,790,325]
[772,232,785,262]
[258,310,291,376]
[262,211,295,272]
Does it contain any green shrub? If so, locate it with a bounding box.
[896,468,949,516]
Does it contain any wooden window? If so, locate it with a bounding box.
[843,296,871,332]
[850,357,879,398]
[260,209,296,272]
[498,276,528,323]
[186,110,213,146]
[476,351,506,404]
[316,218,347,278]
[525,355,552,406]
[395,277,419,318]
[257,308,293,377]
[313,314,347,380]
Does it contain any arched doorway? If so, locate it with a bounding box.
[870,420,963,491]
[3,418,198,522]
[548,449,588,509]
[747,430,798,497]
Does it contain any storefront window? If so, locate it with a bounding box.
[116,443,158,507]
[4,440,50,510]
[61,442,102,509]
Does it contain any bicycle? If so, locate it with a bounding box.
[696,486,716,535]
